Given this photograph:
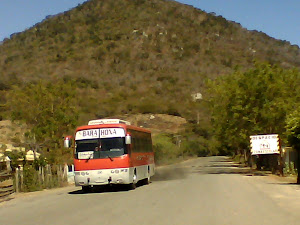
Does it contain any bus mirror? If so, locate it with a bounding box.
[125,135,131,145]
[64,139,71,148]
[64,136,72,148]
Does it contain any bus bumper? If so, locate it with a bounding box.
[74,168,131,186]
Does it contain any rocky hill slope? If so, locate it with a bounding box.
[0,0,299,122]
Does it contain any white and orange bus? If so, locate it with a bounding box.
[65,119,155,192]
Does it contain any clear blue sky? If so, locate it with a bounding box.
[0,0,299,47]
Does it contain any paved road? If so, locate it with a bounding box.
[1,156,300,225]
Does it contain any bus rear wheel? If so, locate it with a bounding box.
[143,167,151,185]
[144,173,150,185]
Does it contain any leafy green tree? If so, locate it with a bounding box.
[7,80,79,164]
[4,150,26,171]
[209,62,300,158]
[286,106,300,183]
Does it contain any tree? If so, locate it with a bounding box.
[7,80,79,164]
[4,150,26,171]
[208,62,300,159]
[286,106,300,183]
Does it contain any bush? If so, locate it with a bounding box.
[153,134,182,165]
[182,139,209,157]
[137,100,160,114]
[23,165,41,192]
[0,81,10,91]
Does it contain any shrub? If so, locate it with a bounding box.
[137,100,160,114]
[183,139,209,157]
[0,81,10,91]
[153,134,182,165]
[23,165,41,192]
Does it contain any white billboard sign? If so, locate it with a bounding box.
[75,128,125,140]
[250,134,280,155]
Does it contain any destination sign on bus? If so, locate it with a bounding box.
[75,128,125,140]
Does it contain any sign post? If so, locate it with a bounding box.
[250,134,283,175]
[250,134,280,155]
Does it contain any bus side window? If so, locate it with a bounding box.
[132,136,136,153]
[143,138,147,152]
[137,138,141,152]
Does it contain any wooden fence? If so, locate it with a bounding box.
[15,164,67,192]
[0,164,68,201]
[0,171,14,202]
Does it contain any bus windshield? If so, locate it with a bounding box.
[75,137,126,159]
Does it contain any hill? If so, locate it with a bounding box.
[0,120,27,147]
[119,113,187,135]
[0,0,300,122]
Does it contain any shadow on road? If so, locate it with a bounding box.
[268,182,299,186]
[68,182,147,195]
[205,170,267,176]
[192,161,268,177]
[205,164,241,168]
[153,157,269,180]
[210,159,233,163]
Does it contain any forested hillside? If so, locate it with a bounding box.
[0,0,299,160]
[1,0,300,120]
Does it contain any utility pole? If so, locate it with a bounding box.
[191,92,202,124]
[174,135,182,158]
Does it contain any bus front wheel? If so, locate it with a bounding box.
[82,186,91,193]
[129,172,137,190]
